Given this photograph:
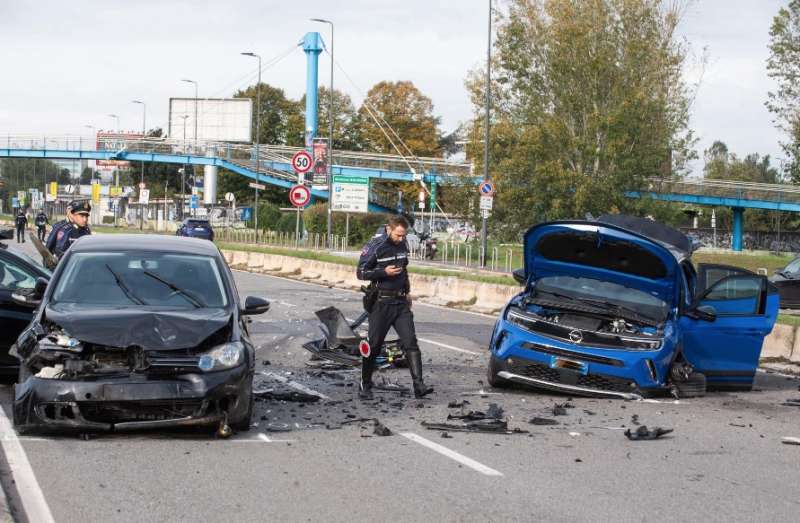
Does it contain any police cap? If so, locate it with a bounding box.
[67,200,92,215]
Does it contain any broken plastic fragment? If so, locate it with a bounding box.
[529,417,559,426]
[624,425,673,440]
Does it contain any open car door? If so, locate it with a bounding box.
[680,273,779,391]
[695,263,756,297]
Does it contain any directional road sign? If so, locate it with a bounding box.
[289,184,311,208]
[480,196,494,210]
[291,150,313,174]
[249,182,266,191]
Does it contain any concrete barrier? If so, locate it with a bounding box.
[762,323,795,360]
[231,250,249,268]
[247,252,265,270]
[431,277,480,306]
[409,275,437,298]
[472,282,521,313]
[222,250,234,264]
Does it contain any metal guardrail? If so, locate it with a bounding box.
[642,177,800,205]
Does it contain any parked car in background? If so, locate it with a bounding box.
[176,219,214,241]
[0,241,52,382]
[769,255,800,309]
[488,214,778,399]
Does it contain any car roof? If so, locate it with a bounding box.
[71,234,220,256]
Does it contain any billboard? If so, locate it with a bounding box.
[96,132,143,175]
[168,98,252,142]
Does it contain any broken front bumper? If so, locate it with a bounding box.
[13,365,252,434]
[490,318,676,399]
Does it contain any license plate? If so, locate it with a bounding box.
[550,357,588,375]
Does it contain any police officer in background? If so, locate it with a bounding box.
[14,210,28,243]
[47,200,91,259]
[34,210,49,241]
[356,215,434,399]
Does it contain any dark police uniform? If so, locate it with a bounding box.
[14,212,27,243]
[45,218,67,254]
[51,200,92,260]
[34,212,49,241]
[356,227,433,399]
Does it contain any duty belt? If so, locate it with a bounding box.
[377,290,408,299]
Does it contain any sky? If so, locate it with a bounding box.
[0,0,789,175]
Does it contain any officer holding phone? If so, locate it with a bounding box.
[356,215,434,399]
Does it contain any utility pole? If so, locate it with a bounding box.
[132,100,146,230]
[480,0,492,268]
[311,18,335,244]
[242,52,262,240]
[108,114,120,227]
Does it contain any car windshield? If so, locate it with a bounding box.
[52,252,228,308]
[783,258,800,274]
[535,275,669,323]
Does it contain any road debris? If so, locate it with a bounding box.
[781,398,800,407]
[373,420,393,437]
[529,417,559,426]
[624,425,673,441]
[423,402,528,435]
[253,389,321,403]
[781,437,800,446]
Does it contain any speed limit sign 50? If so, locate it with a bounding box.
[291,150,313,174]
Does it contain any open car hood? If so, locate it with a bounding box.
[523,220,681,305]
[44,303,232,350]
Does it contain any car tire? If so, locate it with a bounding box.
[231,379,254,432]
[674,371,706,398]
[487,354,510,389]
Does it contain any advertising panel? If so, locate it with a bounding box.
[168,98,252,142]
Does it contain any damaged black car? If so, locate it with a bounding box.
[10,235,270,435]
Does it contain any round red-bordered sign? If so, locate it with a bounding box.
[359,340,371,358]
[289,184,311,207]
[478,179,495,197]
[291,150,313,174]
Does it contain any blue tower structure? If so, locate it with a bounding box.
[302,32,324,147]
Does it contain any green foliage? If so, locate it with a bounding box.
[357,81,441,158]
[462,0,696,240]
[234,83,301,145]
[303,203,390,245]
[294,87,362,150]
[0,158,66,210]
[766,0,800,181]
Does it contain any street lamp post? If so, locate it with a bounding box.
[84,125,95,185]
[480,0,492,268]
[181,79,199,148]
[311,18,335,245]
[180,115,189,220]
[241,52,262,240]
[108,114,121,227]
[132,100,146,230]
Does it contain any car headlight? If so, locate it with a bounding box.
[198,342,244,371]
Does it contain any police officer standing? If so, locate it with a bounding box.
[14,209,28,243]
[357,215,433,399]
[34,210,49,241]
[46,200,91,260]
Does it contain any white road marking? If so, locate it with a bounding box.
[259,432,272,442]
[0,406,55,523]
[418,337,480,355]
[400,432,503,477]
[258,371,330,399]
[277,301,297,308]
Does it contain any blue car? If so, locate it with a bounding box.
[488,215,779,399]
[176,219,214,241]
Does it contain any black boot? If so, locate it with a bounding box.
[359,357,375,399]
[406,350,433,398]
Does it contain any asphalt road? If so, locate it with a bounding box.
[1,237,800,522]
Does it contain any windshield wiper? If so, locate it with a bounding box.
[143,270,206,308]
[105,264,147,305]
[569,296,657,325]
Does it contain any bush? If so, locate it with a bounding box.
[250,202,281,230]
[302,203,391,246]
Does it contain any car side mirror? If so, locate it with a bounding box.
[11,277,48,308]
[687,304,716,322]
[512,268,527,285]
[243,296,270,315]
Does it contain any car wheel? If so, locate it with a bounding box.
[487,354,509,389]
[231,379,254,432]
[673,371,706,398]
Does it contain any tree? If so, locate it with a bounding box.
[462,0,696,240]
[357,81,441,157]
[234,83,300,145]
[766,0,800,181]
[290,87,362,150]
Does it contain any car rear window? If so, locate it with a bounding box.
[187,221,209,227]
[536,231,667,279]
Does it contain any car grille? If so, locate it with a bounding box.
[78,400,205,423]
[508,360,635,393]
